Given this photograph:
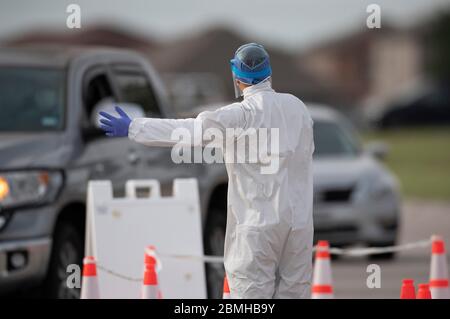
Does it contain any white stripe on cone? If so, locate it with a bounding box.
[430,235,450,299]
[142,263,159,299]
[80,256,100,299]
[142,285,159,299]
[312,240,334,299]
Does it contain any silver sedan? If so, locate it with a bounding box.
[310,104,401,258]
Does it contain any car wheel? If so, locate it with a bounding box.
[45,222,83,299]
[204,209,226,299]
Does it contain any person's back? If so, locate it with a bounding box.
[222,80,314,298]
[223,81,314,227]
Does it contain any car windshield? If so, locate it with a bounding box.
[0,67,65,132]
[313,120,360,157]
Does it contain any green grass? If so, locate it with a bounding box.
[363,127,450,201]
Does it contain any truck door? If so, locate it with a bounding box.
[79,65,139,195]
[109,64,202,195]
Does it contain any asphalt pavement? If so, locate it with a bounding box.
[333,199,450,298]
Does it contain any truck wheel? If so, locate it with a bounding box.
[204,209,226,299]
[45,222,83,299]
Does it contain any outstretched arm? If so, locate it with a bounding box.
[98,103,249,147]
[129,117,200,147]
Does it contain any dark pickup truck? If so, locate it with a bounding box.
[0,46,228,298]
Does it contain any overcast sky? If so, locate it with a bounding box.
[1,0,449,51]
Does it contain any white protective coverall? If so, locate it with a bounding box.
[128,80,314,298]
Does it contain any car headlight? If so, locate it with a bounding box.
[356,170,400,202]
[0,170,63,210]
[368,173,400,201]
[369,179,394,200]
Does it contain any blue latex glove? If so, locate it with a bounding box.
[99,106,132,137]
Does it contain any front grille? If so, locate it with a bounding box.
[315,187,353,203]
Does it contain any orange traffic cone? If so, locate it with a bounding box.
[80,256,100,299]
[142,263,159,299]
[312,240,334,299]
[417,283,432,299]
[400,279,416,299]
[429,235,450,299]
[142,245,161,299]
[223,275,231,299]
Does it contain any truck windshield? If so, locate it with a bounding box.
[313,120,360,157]
[0,67,65,132]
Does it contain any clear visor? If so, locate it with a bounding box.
[231,74,272,99]
[232,73,242,99]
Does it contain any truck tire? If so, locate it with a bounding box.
[45,222,83,299]
[204,209,226,299]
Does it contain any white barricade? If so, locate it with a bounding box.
[84,178,206,299]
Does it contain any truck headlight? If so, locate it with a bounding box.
[0,170,63,210]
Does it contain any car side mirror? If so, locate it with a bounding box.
[365,141,389,160]
[90,101,146,130]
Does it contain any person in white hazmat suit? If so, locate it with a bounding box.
[99,43,315,299]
